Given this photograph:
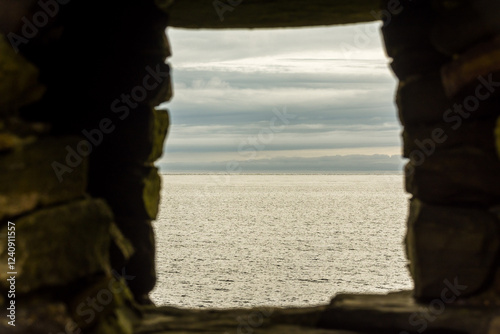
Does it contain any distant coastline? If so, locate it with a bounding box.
[157,154,407,175]
[160,171,405,175]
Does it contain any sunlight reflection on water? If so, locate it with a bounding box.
[151,174,413,308]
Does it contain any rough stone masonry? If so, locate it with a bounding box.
[1,0,500,333]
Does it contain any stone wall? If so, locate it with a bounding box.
[0,0,500,333]
[382,0,500,301]
[0,0,172,332]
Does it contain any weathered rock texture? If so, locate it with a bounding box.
[0,137,87,220]
[382,0,500,301]
[0,0,172,332]
[167,0,379,29]
[134,291,500,333]
[1,0,500,333]
[0,199,114,293]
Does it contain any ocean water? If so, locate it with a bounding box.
[151,174,413,308]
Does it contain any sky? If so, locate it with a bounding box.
[157,23,405,173]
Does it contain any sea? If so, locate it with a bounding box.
[151,174,413,308]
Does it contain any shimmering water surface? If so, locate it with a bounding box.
[151,174,413,308]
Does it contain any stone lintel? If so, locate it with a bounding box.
[167,0,379,29]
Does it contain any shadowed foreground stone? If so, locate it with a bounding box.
[396,73,452,126]
[68,277,140,334]
[406,199,500,299]
[0,298,77,334]
[0,199,114,293]
[430,0,500,56]
[0,35,45,117]
[100,165,162,220]
[0,278,140,334]
[136,304,352,334]
[0,137,87,220]
[405,147,500,205]
[133,291,500,333]
[402,119,497,157]
[318,291,500,333]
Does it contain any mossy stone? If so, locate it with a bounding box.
[0,199,114,293]
[0,137,87,220]
[0,35,45,117]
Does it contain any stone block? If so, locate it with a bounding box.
[91,164,161,221]
[431,0,500,56]
[127,5,171,60]
[0,34,45,117]
[167,0,380,29]
[319,291,497,333]
[91,106,169,167]
[0,133,22,152]
[489,317,500,334]
[0,136,87,220]
[111,217,156,298]
[68,276,138,332]
[143,61,173,107]
[381,0,449,80]
[0,282,138,334]
[441,37,500,99]
[397,73,452,125]
[0,199,114,293]
[381,1,433,58]
[110,222,135,262]
[405,146,500,205]
[154,0,175,13]
[390,48,449,81]
[0,297,75,334]
[406,199,500,300]
[148,108,170,162]
[403,117,497,158]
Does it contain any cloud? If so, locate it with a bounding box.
[166,24,386,65]
[158,23,402,172]
[190,77,231,89]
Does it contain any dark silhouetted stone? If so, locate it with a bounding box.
[319,291,498,333]
[406,199,500,299]
[431,0,500,56]
[0,35,45,117]
[403,118,497,158]
[405,147,500,205]
[397,73,452,125]
[167,0,379,29]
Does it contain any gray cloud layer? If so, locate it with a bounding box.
[158,24,404,172]
[158,155,405,174]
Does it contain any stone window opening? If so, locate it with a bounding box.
[1,0,500,333]
[151,24,413,308]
